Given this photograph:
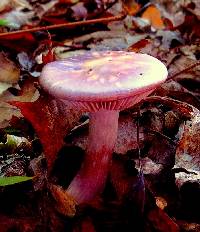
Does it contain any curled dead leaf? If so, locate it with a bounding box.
[50,184,77,217]
[142,4,165,29]
[155,196,167,210]
[175,111,200,188]
[0,52,20,85]
[11,92,82,171]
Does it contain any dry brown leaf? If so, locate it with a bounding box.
[121,0,140,16]
[50,184,77,217]
[12,92,82,171]
[175,111,200,187]
[177,220,200,232]
[0,101,21,128]
[0,0,12,12]
[155,196,168,210]
[0,52,20,86]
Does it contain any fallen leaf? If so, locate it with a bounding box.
[177,220,200,232]
[110,158,135,199]
[71,2,88,20]
[0,176,33,186]
[0,102,21,128]
[135,157,163,176]
[17,52,35,72]
[175,111,200,188]
[121,0,140,16]
[0,9,34,29]
[163,17,174,30]
[157,81,200,110]
[141,4,164,29]
[0,52,20,85]
[127,39,151,52]
[50,184,77,217]
[156,30,183,50]
[42,32,56,65]
[155,196,168,210]
[176,112,200,172]
[11,92,82,171]
[0,32,37,52]
[29,155,47,191]
[176,5,200,41]
[0,0,12,12]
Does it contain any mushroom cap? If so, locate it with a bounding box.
[40,51,168,111]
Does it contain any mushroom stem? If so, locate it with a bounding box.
[67,110,119,203]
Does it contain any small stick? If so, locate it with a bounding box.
[0,14,125,38]
[136,107,141,169]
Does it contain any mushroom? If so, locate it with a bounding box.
[40,51,168,204]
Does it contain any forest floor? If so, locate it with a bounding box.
[0,0,200,231]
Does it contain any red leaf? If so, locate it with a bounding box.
[0,33,37,52]
[42,33,56,64]
[42,50,56,65]
[127,39,151,53]
[163,18,175,31]
[121,0,141,16]
[10,92,81,172]
[42,17,70,25]
[176,8,200,40]
[2,32,35,41]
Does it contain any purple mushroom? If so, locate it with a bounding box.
[40,51,168,204]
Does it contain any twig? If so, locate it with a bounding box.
[136,107,141,169]
[0,14,125,38]
[145,129,177,145]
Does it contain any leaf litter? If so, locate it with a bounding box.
[0,0,200,231]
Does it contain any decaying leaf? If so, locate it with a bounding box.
[0,52,20,94]
[50,184,77,217]
[0,0,12,12]
[156,30,183,50]
[155,196,168,210]
[127,39,151,52]
[0,9,34,29]
[121,0,140,16]
[141,4,164,29]
[71,2,88,20]
[11,92,82,171]
[175,111,200,188]
[177,221,200,232]
[0,0,199,230]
